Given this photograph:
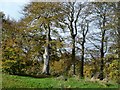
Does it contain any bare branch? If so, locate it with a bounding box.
[87,38,100,49]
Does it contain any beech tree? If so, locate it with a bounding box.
[22,2,65,75]
[91,2,116,80]
[60,2,89,75]
[79,20,90,78]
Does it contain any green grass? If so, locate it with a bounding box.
[2,74,119,88]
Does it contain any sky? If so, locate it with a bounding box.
[0,0,118,21]
[0,0,30,21]
[0,0,84,21]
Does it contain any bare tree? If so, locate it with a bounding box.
[91,2,115,80]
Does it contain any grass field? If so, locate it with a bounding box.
[2,74,119,88]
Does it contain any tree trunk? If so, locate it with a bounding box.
[42,24,50,75]
[80,39,85,78]
[99,38,104,80]
[43,46,50,75]
[99,16,106,80]
[117,2,120,62]
[72,36,76,75]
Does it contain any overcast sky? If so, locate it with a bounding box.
[0,0,96,21]
[1,0,118,21]
[0,0,30,21]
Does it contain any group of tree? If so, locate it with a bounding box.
[1,1,119,82]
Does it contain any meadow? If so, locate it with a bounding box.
[2,74,119,89]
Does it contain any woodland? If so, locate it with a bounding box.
[1,1,120,88]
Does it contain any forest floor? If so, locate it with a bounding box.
[1,74,119,88]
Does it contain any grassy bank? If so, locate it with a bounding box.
[2,74,118,88]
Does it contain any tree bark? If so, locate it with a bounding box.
[99,36,104,80]
[42,24,50,75]
[80,22,89,78]
[80,39,85,78]
[99,15,106,80]
[72,35,76,75]
[117,2,120,62]
[43,46,50,75]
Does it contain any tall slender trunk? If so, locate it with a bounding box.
[99,15,106,80]
[72,36,76,75]
[100,36,104,80]
[80,39,85,78]
[117,2,120,61]
[42,24,50,75]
